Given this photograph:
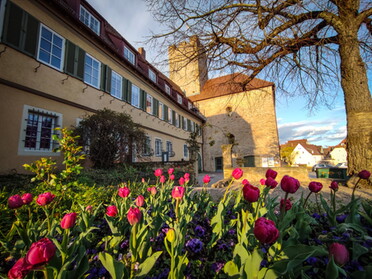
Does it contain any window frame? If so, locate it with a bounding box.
[146,94,153,114]
[148,68,157,83]
[84,53,101,89]
[166,141,173,157]
[131,84,140,108]
[124,46,135,64]
[155,138,162,157]
[79,5,100,35]
[159,102,164,120]
[168,107,173,124]
[37,24,65,71]
[165,84,171,95]
[110,70,122,99]
[184,144,189,158]
[177,94,183,104]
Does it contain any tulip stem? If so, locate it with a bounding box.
[351,177,361,201]
[130,224,138,278]
[303,192,312,208]
[280,192,289,221]
[222,179,234,203]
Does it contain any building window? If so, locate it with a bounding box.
[183,117,188,131]
[188,102,193,110]
[124,46,135,64]
[19,106,62,155]
[175,112,180,128]
[146,94,153,114]
[166,141,173,157]
[168,108,173,124]
[159,102,164,120]
[155,138,162,157]
[80,6,100,35]
[131,84,140,108]
[143,136,152,156]
[37,24,65,71]
[149,69,156,82]
[165,84,171,95]
[184,144,188,158]
[177,94,183,104]
[111,70,122,99]
[84,53,101,88]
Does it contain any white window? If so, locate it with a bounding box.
[177,94,183,104]
[146,94,153,114]
[184,144,188,158]
[131,84,140,108]
[37,24,65,71]
[188,102,193,110]
[124,46,135,64]
[80,6,100,35]
[165,84,171,95]
[175,112,180,128]
[159,102,164,120]
[18,105,62,155]
[166,141,173,157]
[168,108,173,124]
[84,54,101,88]
[111,70,122,99]
[155,138,162,157]
[149,69,156,82]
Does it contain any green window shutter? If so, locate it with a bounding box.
[179,115,182,127]
[187,119,191,131]
[76,47,85,80]
[100,64,106,91]
[105,66,112,93]
[164,105,168,122]
[172,111,176,126]
[2,2,23,48]
[122,78,132,103]
[64,40,85,80]
[153,98,159,117]
[23,14,39,57]
[181,116,185,129]
[140,90,146,110]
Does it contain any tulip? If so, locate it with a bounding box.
[106,205,118,217]
[265,177,278,189]
[265,168,278,179]
[168,168,174,175]
[85,205,93,213]
[147,187,157,195]
[154,168,163,177]
[169,174,175,180]
[127,207,142,225]
[179,177,185,186]
[160,175,166,183]
[203,175,211,184]
[135,195,145,207]
[309,181,323,193]
[184,173,190,179]
[329,243,349,266]
[8,195,24,209]
[242,183,260,203]
[118,187,130,198]
[280,198,292,211]
[280,175,300,194]
[253,217,279,244]
[166,228,175,243]
[60,212,77,229]
[242,179,250,185]
[21,193,33,205]
[7,258,33,279]
[36,192,55,206]
[26,238,56,266]
[232,168,243,179]
[259,179,266,185]
[172,186,185,200]
[330,181,339,191]
[358,170,371,180]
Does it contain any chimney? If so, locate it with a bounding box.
[138,47,146,59]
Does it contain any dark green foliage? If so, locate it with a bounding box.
[74,109,146,169]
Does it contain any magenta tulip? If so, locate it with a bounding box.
[280,199,292,211]
[265,168,278,179]
[8,195,24,209]
[36,192,55,206]
[160,175,166,183]
[232,168,243,179]
[280,175,300,194]
[168,168,174,175]
[358,170,371,180]
[118,187,130,198]
[7,258,33,279]
[242,183,260,203]
[203,175,211,184]
[172,186,185,200]
[309,181,323,193]
[329,243,349,266]
[265,177,278,189]
[106,205,118,217]
[21,193,33,205]
[127,207,142,225]
[254,217,279,244]
[60,212,77,229]
[169,174,175,180]
[25,238,56,266]
[154,168,163,177]
[179,177,185,186]
[330,181,339,191]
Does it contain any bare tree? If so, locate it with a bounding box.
[145,0,372,176]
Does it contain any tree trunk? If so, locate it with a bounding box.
[338,27,372,177]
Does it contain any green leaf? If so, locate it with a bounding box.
[224,260,239,278]
[352,242,369,260]
[98,252,126,279]
[137,251,162,277]
[326,256,339,279]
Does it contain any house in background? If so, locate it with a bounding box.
[280,139,324,167]
[326,139,347,165]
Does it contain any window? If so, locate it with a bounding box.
[159,102,164,120]
[143,136,152,156]
[166,141,173,157]
[175,112,180,128]
[131,84,140,108]
[188,102,193,110]
[37,25,65,71]
[155,138,162,157]
[149,69,156,82]
[168,108,173,124]
[177,94,183,104]
[124,46,135,64]
[165,84,171,95]
[80,6,100,35]
[19,106,62,155]
[84,54,100,88]
[183,117,188,131]
[184,144,189,158]
[146,94,153,114]
[110,70,122,98]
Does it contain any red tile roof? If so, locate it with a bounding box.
[189,73,274,102]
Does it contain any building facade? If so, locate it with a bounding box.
[169,38,281,172]
[0,0,204,174]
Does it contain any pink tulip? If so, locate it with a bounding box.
[232,168,243,179]
[184,173,190,179]
[7,258,33,279]
[147,187,157,195]
[260,179,266,185]
[169,174,175,180]
[135,195,145,207]
[61,212,77,229]
[8,195,24,209]
[118,187,130,198]
[127,207,142,225]
[21,193,33,205]
[242,179,250,185]
[154,168,163,177]
[160,175,166,183]
[106,205,118,217]
[172,186,185,200]
[26,238,56,266]
[168,168,174,175]
[329,243,349,266]
[36,192,55,206]
[203,175,211,184]
[85,205,93,213]
[179,177,185,186]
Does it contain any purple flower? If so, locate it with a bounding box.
[186,238,203,253]
[194,226,205,238]
[306,257,318,265]
[336,214,348,223]
[211,262,225,273]
[120,240,129,250]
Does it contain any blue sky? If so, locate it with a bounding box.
[86,0,355,147]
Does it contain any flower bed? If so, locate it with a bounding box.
[1,167,372,278]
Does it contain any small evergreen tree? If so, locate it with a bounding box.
[75,109,146,168]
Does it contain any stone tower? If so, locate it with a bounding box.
[168,36,208,97]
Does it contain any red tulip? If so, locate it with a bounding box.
[127,207,142,225]
[106,205,118,217]
[254,217,279,244]
[8,195,24,209]
[358,170,371,180]
[242,179,250,185]
[232,168,243,179]
[135,195,145,207]
[25,238,56,266]
[160,175,166,183]
[265,169,278,179]
[309,181,323,193]
[330,181,339,191]
[280,199,292,211]
[36,192,55,206]
[172,186,185,200]
[329,243,349,266]
[7,258,33,279]
[118,187,130,198]
[265,177,278,189]
[280,175,300,194]
[179,177,185,186]
[61,212,77,229]
[21,193,33,205]
[168,168,174,175]
[242,183,260,202]
[203,175,211,184]
[154,168,163,177]
[259,179,266,185]
[169,174,175,180]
